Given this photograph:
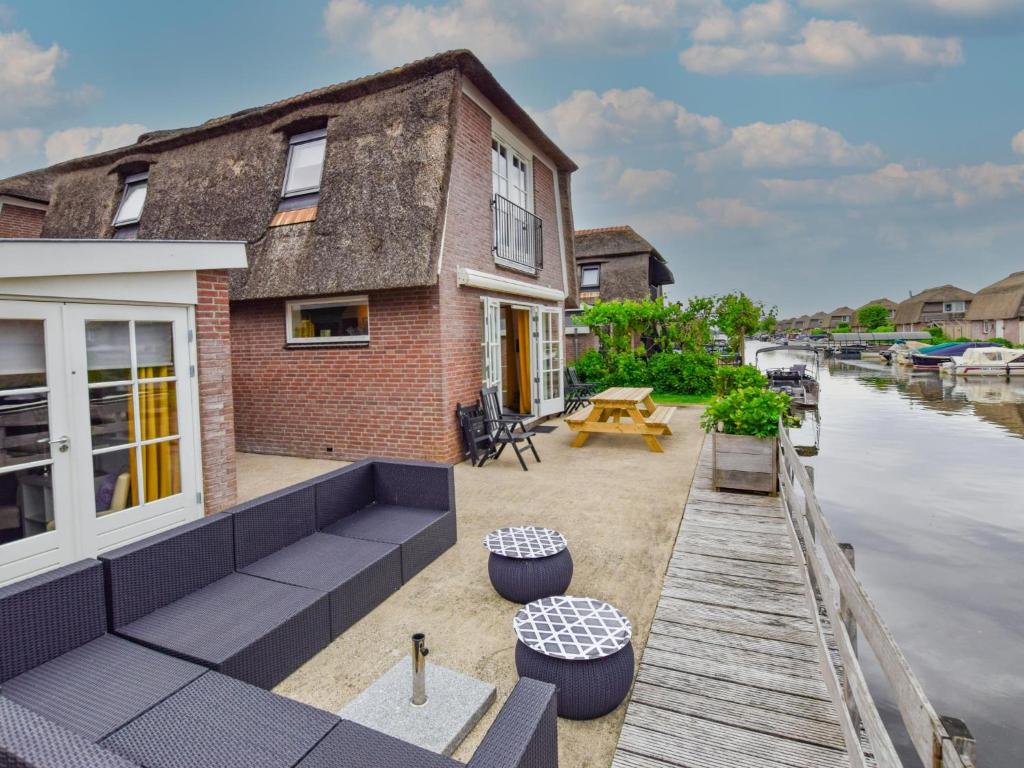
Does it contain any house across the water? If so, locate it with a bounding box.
[965,272,1024,344]
[894,285,974,336]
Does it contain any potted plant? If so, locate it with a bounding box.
[700,386,795,494]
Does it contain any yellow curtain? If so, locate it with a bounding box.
[516,311,531,414]
[123,366,179,508]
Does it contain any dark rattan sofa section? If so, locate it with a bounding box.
[0,560,204,742]
[0,696,141,768]
[316,459,457,582]
[102,671,337,768]
[100,514,330,690]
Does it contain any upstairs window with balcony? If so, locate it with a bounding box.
[112,172,148,239]
[492,136,542,273]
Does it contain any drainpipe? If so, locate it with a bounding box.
[411,633,429,706]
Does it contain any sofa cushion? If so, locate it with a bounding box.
[115,572,329,689]
[102,671,338,768]
[101,513,235,628]
[321,505,455,581]
[1,633,204,741]
[230,484,317,569]
[314,461,375,530]
[0,696,141,768]
[0,560,106,683]
[372,460,455,513]
[297,720,460,768]
[238,533,401,638]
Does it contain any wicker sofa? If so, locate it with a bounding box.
[0,460,559,768]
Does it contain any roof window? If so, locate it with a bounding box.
[282,128,326,199]
[112,172,148,237]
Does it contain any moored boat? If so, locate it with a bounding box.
[939,346,1024,377]
[755,345,821,408]
[911,342,1000,370]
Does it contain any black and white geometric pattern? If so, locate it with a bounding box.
[513,596,631,660]
[483,526,568,559]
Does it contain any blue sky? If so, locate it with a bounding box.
[2,0,1023,315]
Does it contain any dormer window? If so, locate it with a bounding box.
[282,129,326,199]
[112,172,148,238]
[580,265,600,289]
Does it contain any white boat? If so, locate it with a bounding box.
[939,346,1024,377]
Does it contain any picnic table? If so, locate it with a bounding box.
[565,386,675,453]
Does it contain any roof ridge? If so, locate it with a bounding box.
[575,225,635,235]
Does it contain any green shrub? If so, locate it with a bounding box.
[605,352,651,387]
[835,322,851,332]
[926,325,947,343]
[988,337,1015,348]
[714,364,768,397]
[573,349,608,385]
[700,387,796,438]
[872,324,895,333]
[648,351,716,395]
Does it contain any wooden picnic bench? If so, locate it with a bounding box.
[566,386,676,453]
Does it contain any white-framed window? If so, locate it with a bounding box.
[491,136,529,210]
[983,320,991,334]
[282,129,327,198]
[113,172,148,227]
[285,295,369,344]
[943,301,966,313]
[580,265,600,289]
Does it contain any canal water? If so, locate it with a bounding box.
[749,342,1023,768]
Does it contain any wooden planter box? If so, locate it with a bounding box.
[712,432,778,495]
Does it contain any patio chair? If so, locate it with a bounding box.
[457,402,496,467]
[562,369,592,415]
[567,367,597,396]
[480,386,531,434]
[470,394,541,472]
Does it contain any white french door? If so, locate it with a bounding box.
[482,297,502,395]
[0,301,200,585]
[0,301,75,585]
[535,307,564,417]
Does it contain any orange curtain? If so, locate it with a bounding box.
[516,311,531,414]
[124,366,180,509]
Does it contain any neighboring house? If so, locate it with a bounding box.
[828,306,856,329]
[966,272,1024,344]
[0,174,49,237]
[0,51,578,471]
[894,285,974,335]
[775,318,792,333]
[565,225,675,362]
[855,298,897,329]
[0,239,246,585]
[807,312,830,331]
[792,315,810,332]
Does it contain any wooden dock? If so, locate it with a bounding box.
[613,438,850,768]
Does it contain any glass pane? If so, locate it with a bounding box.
[284,138,325,194]
[136,322,175,375]
[93,447,139,515]
[0,393,50,468]
[0,320,46,390]
[290,301,368,340]
[114,181,147,225]
[139,380,178,440]
[0,464,57,543]
[141,439,180,503]
[86,321,132,383]
[89,385,133,449]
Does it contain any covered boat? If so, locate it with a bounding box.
[939,346,1024,377]
[755,345,821,408]
[885,340,928,365]
[911,341,999,370]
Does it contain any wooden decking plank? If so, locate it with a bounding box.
[657,596,817,645]
[631,681,846,750]
[668,552,803,585]
[649,620,820,662]
[635,664,840,724]
[625,704,848,768]
[645,628,823,678]
[681,524,795,551]
[617,722,804,768]
[666,566,807,596]
[660,578,810,620]
[682,510,789,534]
[677,540,797,566]
[688,488,780,508]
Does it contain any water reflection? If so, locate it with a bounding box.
[751,344,1024,768]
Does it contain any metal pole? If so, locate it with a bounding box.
[411,633,429,706]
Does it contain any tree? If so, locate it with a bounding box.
[715,292,768,358]
[857,304,890,331]
[835,322,851,332]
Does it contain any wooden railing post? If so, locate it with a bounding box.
[940,716,977,767]
[839,542,860,734]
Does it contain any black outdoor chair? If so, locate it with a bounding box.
[563,368,596,415]
[456,399,540,472]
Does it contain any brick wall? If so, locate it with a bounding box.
[231,287,447,461]
[565,331,598,364]
[0,204,45,238]
[195,270,238,513]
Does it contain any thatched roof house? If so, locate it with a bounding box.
[807,312,830,329]
[574,225,674,301]
[965,272,1024,322]
[828,306,856,326]
[894,285,974,327]
[859,298,897,312]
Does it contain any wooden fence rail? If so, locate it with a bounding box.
[777,418,977,768]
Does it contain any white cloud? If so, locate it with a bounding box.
[537,87,725,151]
[0,30,65,117]
[1012,129,1024,157]
[698,197,776,227]
[693,0,797,42]
[44,124,147,164]
[0,127,41,161]
[681,17,963,79]
[761,161,1024,207]
[323,0,711,64]
[692,119,882,171]
[616,168,675,202]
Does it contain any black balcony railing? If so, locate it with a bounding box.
[492,194,543,272]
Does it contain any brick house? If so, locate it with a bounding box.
[566,226,674,362]
[0,179,48,238]
[0,51,578,473]
[894,285,974,336]
[965,272,1024,344]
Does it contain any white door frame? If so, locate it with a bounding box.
[0,301,76,585]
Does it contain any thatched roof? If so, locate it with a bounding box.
[894,285,974,325]
[574,225,674,286]
[965,272,1024,321]
[0,50,576,301]
[808,312,829,327]
[829,306,856,318]
[859,297,897,311]
[0,169,53,204]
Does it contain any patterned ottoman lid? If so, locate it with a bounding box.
[483,526,567,559]
[513,595,632,661]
